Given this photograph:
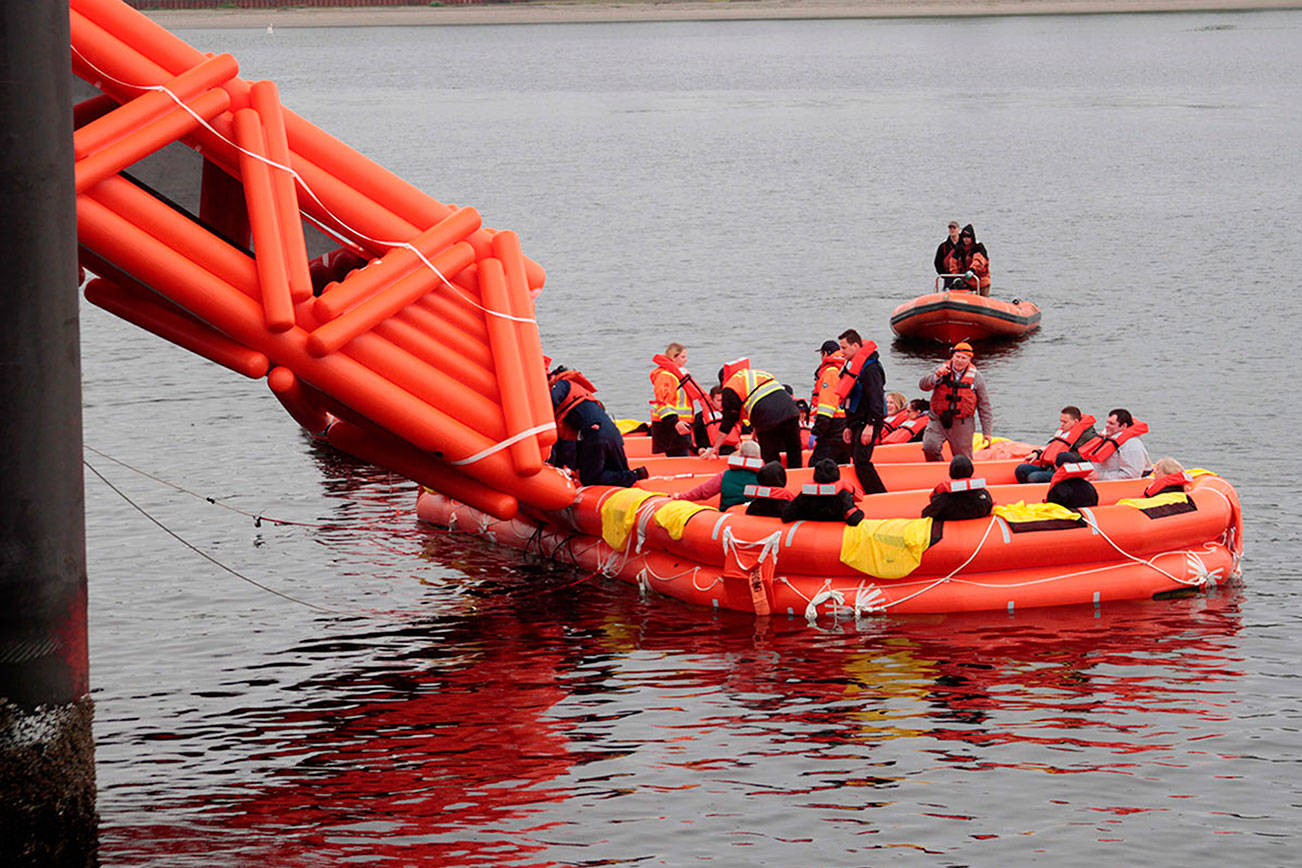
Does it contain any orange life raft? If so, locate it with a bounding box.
[891,278,1041,343]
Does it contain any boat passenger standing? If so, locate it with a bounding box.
[649,342,696,457]
[934,220,962,288]
[810,340,851,465]
[922,455,994,521]
[1081,409,1151,480]
[918,341,994,463]
[836,329,888,495]
[550,368,647,487]
[953,224,991,296]
[706,363,803,469]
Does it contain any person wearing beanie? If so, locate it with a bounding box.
[918,341,994,463]
[781,458,865,525]
[953,224,991,295]
[1043,451,1099,510]
[744,461,796,517]
[810,339,851,464]
[922,454,994,520]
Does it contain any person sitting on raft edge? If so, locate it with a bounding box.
[743,461,795,517]
[672,440,764,511]
[1043,451,1099,510]
[781,459,864,526]
[1016,405,1099,484]
[922,455,994,521]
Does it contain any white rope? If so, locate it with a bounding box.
[804,582,846,624]
[447,421,557,467]
[71,46,536,325]
[1077,510,1203,586]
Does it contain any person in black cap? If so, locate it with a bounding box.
[935,220,962,288]
[922,455,993,520]
[810,339,851,464]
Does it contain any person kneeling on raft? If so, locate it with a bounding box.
[550,367,648,487]
[922,455,993,521]
[1043,451,1098,510]
[743,461,795,517]
[672,440,764,510]
[781,459,864,526]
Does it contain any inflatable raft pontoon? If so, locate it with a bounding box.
[891,277,1041,343]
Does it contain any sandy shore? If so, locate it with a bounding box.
[144,0,1301,29]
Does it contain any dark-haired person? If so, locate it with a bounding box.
[918,341,993,463]
[935,220,962,288]
[953,224,991,295]
[1080,409,1151,480]
[810,339,850,464]
[880,399,931,444]
[1043,451,1098,510]
[551,369,647,487]
[743,461,796,517]
[836,329,888,495]
[1015,406,1099,483]
[922,455,993,521]
[781,459,864,526]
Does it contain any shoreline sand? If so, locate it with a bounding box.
[143,0,1302,29]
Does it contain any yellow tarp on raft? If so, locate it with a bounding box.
[600,488,659,551]
[653,501,714,540]
[1117,491,1189,510]
[839,518,933,579]
[615,418,648,435]
[994,501,1082,523]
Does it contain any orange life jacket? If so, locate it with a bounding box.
[878,409,908,435]
[881,414,928,444]
[743,484,794,500]
[929,364,979,420]
[812,354,846,420]
[931,477,987,496]
[1048,461,1095,488]
[552,370,600,440]
[1078,419,1149,462]
[648,355,693,422]
[833,342,880,402]
[1034,414,1097,468]
[1144,471,1192,498]
[722,368,784,422]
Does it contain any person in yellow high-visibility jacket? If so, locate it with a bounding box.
[705,363,802,469]
[649,342,695,456]
[810,339,850,465]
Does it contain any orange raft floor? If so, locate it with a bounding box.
[417,452,1244,619]
[890,290,1041,343]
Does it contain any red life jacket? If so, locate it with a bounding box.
[1035,414,1097,467]
[1078,419,1149,462]
[881,414,928,444]
[1048,461,1095,488]
[929,364,979,420]
[833,342,879,402]
[874,409,908,442]
[743,484,795,500]
[552,371,599,440]
[650,352,715,425]
[1144,471,1192,498]
[931,477,987,496]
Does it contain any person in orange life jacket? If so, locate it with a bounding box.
[935,220,964,289]
[1086,408,1151,480]
[672,440,763,510]
[781,458,864,525]
[837,329,889,495]
[649,342,696,457]
[880,399,931,444]
[550,368,648,487]
[744,461,796,517]
[918,341,994,463]
[1043,451,1099,510]
[795,398,814,449]
[693,386,739,455]
[872,392,906,445]
[1015,405,1100,483]
[810,339,852,464]
[953,224,991,295]
[922,455,994,521]
[1144,457,1191,497]
[705,364,803,469]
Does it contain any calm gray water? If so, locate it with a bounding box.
[83,11,1302,865]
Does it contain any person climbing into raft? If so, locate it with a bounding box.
[935,220,963,289]
[810,339,850,465]
[781,459,864,525]
[922,455,994,521]
[693,386,738,455]
[836,329,888,495]
[1080,408,1151,480]
[671,440,764,510]
[1015,405,1100,483]
[648,342,697,457]
[953,224,991,295]
[1043,451,1099,510]
[703,361,803,469]
[549,366,648,487]
[918,341,994,463]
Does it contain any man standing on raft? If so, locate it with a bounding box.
[836,329,888,495]
[918,341,994,463]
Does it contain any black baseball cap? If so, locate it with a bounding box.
[819,340,840,354]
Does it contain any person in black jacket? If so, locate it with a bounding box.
[934,220,961,288]
[838,329,888,495]
[922,455,994,521]
[781,459,864,525]
[744,461,795,517]
[1044,451,1099,510]
[551,376,647,488]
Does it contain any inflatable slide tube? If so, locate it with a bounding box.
[267,366,331,436]
[233,108,295,332]
[249,80,314,304]
[479,257,543,476]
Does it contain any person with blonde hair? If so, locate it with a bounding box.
[649,341,695,456]
[1144,457,1192,498]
